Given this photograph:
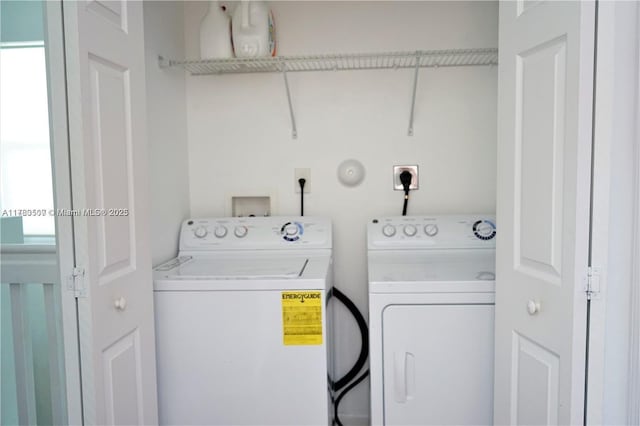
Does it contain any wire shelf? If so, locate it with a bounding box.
[160,48,498,75]
[158,48,498,138]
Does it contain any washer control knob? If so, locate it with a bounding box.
[194,226,208,238]
[213,226,228,238]
[403,224,417,237]
[424,224,439,237]
[284,223,299,236]
[280,222,303,241]
[382,224,396,237]
[234,226,248,238]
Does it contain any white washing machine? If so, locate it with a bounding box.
[367,215,496,426]
[153,216,334,425]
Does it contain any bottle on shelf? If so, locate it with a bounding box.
[199,0,233,59]
[231,0,276,58]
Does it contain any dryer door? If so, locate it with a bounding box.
[382,304,494,425]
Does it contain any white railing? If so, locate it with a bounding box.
[1,244,67,425]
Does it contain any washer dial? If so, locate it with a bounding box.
[382,224,396,237]
[213,225,228,238]
[194,226,208,238]
[281,222,303,242]
[473,220,496,240]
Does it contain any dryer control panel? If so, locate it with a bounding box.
[368,215,496,250]
[180,216,332,251]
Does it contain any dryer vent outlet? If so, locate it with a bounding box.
[393,165,419,190]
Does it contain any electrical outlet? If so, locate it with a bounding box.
[393,165,419,190]
[295,168,311,193]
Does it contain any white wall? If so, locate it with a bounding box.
[144,1,191,266]
[183,1,498,421]
[589,2,640,423]
[598,2,640,423]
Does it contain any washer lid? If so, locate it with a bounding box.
[159,257,308,280]
[368,249,495,286]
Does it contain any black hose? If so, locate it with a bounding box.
[302,197,368,424]
[328,287,369,391]
[334,370,370,426]
[327,287,370,426]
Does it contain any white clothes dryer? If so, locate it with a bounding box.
[367,215,496,426]
[154,217,334,425]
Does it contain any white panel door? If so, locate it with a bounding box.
[495,1,595,425]
[62,1,157,424]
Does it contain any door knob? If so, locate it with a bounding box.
[114,297,127,311]
[527,300,540,315]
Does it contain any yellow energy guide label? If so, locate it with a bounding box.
[281,291,323,345]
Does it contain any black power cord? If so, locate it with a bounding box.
[400,170,412,216]
[327,287,369,426]
[298,178,306,216]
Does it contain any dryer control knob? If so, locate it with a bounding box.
[403,224,417,237]
[424,224,439,237]
[473,220,496,240]
[194,226,208,238]
[213,226,228,238]
[234,226,248,238]
[382,224,396,237]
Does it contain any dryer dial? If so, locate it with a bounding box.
[403,224,417,237]
[234,226,248,238]
[473,220,496,240]
[424,224,439,237]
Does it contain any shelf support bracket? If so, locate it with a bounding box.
[281,66,298,139]
[407,51,421,136]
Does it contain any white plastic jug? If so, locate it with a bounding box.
[232,1,276,58]
[200,0,233,59]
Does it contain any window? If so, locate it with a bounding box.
[0,43,55,236]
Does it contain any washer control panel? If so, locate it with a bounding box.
[368,215,496,249]
[180,217,331,251]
